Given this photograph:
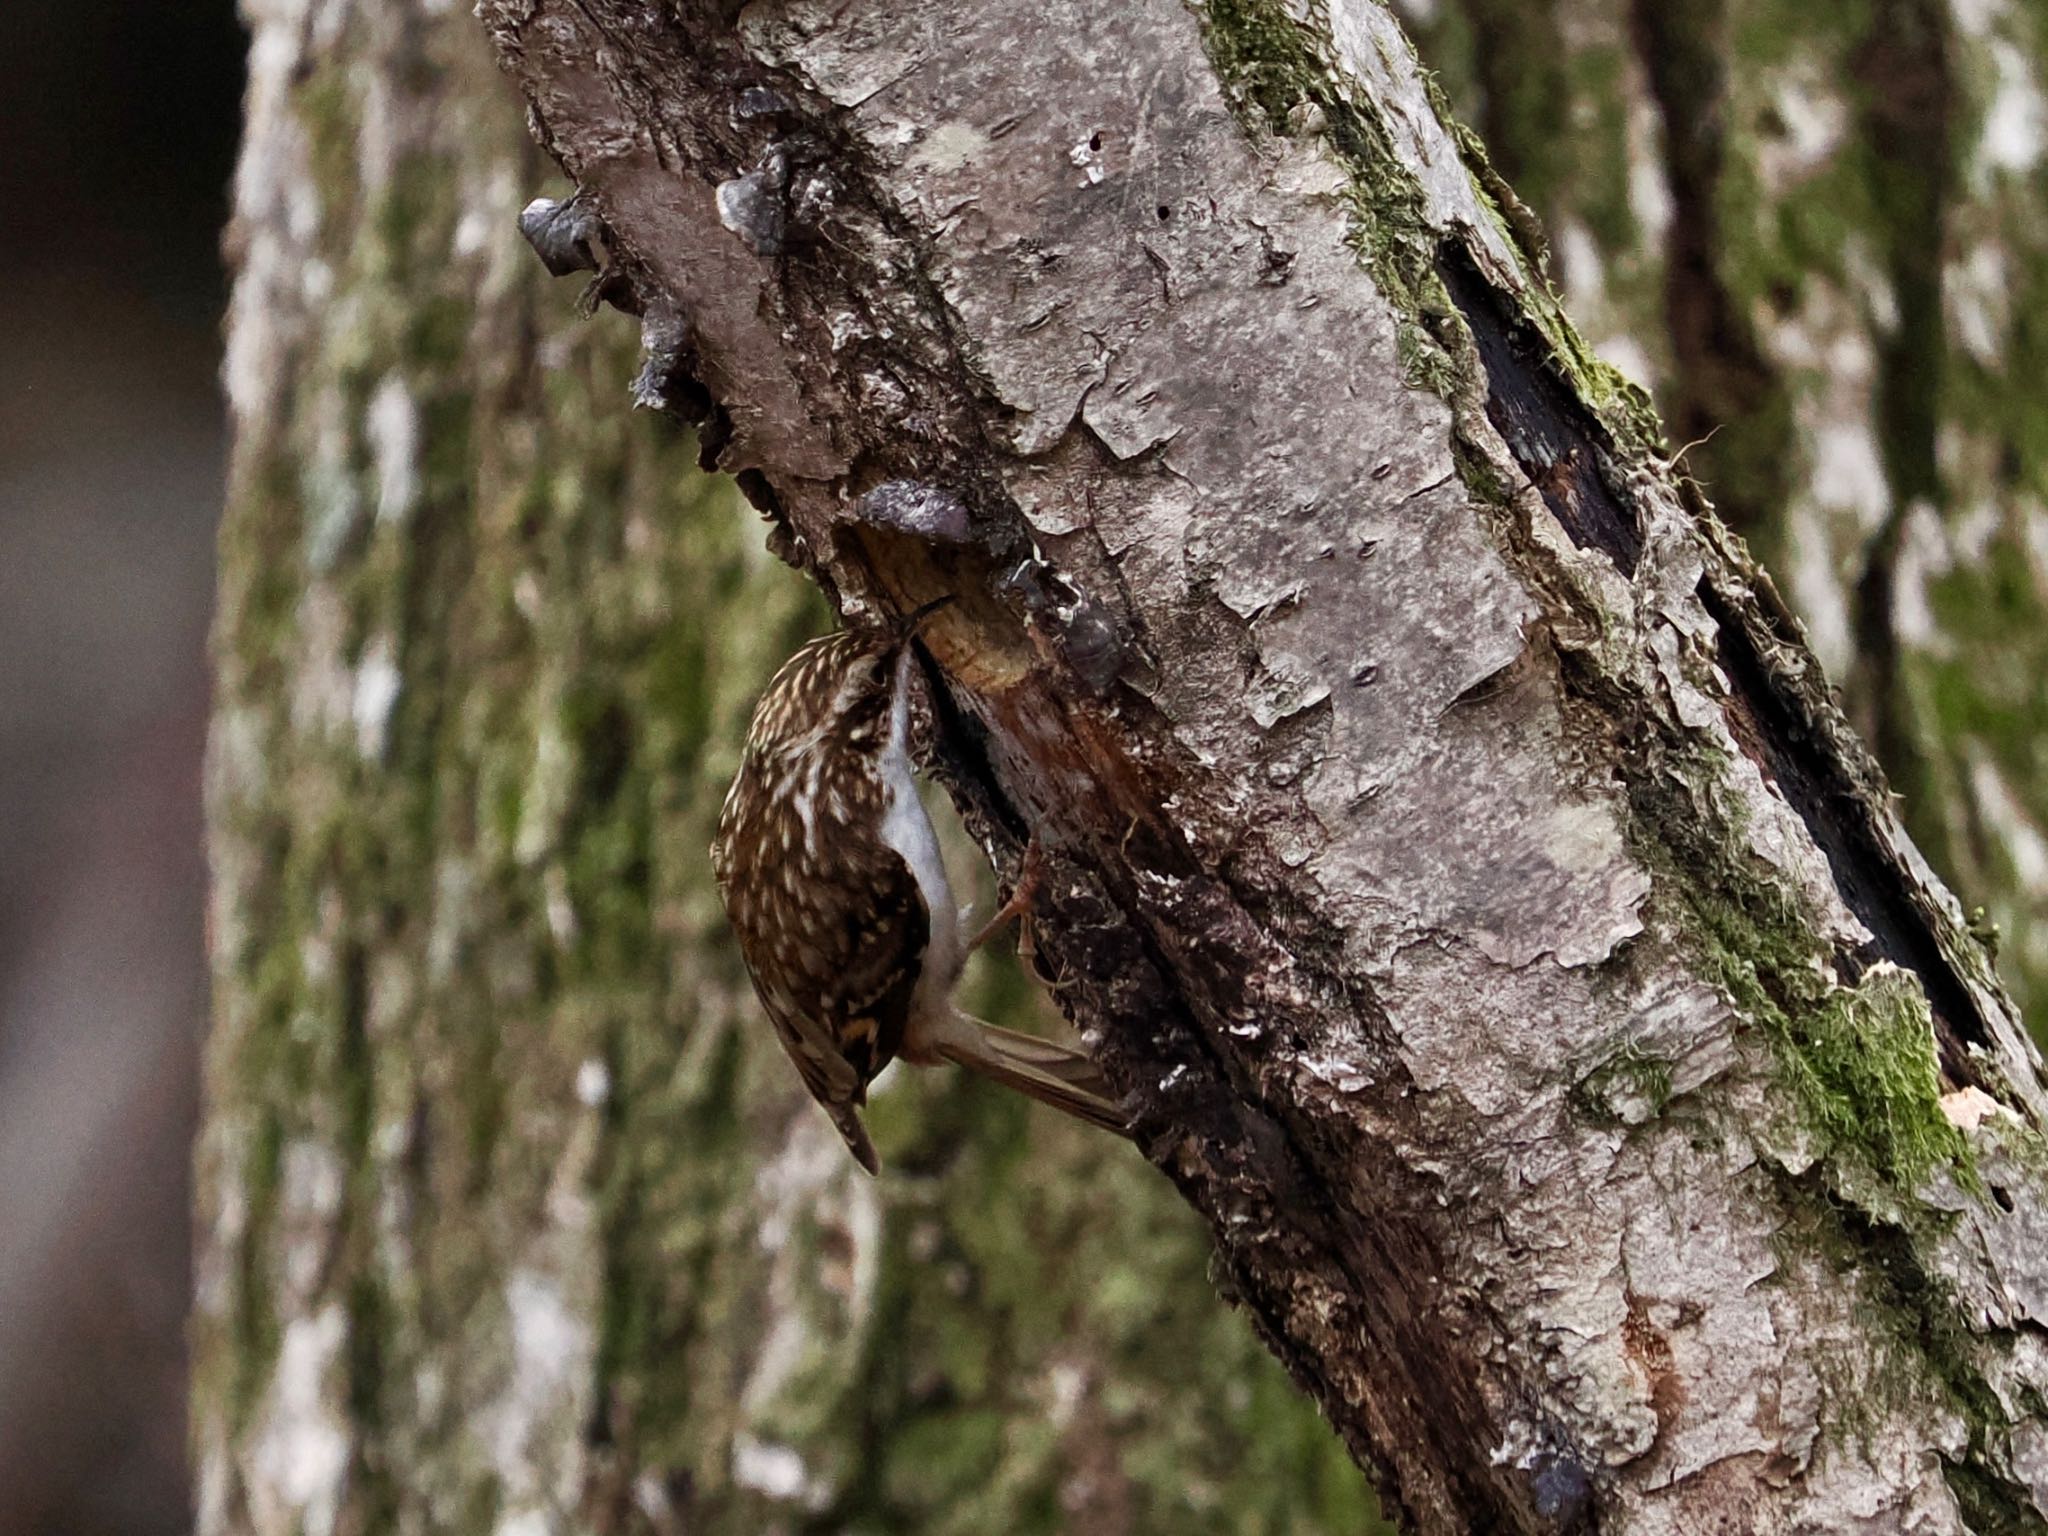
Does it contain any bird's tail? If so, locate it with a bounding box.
[932,1013,1128,1135]
[825,1101,881,1177]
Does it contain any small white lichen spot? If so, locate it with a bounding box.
[281,1139,347,1298]
[2025,500,2048,590]
[908,120,986,178]
[302,256,333,304]
[1952,0,1998,34]
[1626,94,1675,242]
[356,71,396,201]
[304,0,350,56]
[303,394,366,574]
[1947,241,2011,365]
[544,864,578,948]
[426,853,476,983]
[1784,513,1853,674]
[732,1122,878,1510]
[247,1304,351,1536]
[1555,220,1607,312]
[455,204,495,260]
[224,0,323,434]
[733,1434,813,1501]
[519,717,574,866]
[1811,416,1891,525]
[1757,72,1848,190]
[365,373,421,525]
[1952,493,2000,563]
[195,1442,231,1536]
[352,635,402,761]
[489,1269,595,1515]
[1982,35,2048,173]
[1048,1362,1088,1429]
[1068,137,1106,186]
[1890,501,1954,653]
[632,1473,681,1530]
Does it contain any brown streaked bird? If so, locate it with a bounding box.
[711,611,1125,1173]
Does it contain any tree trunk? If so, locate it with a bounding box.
[194,3,1369,1535]
[462,0,2048,1530]
[199,0,2048,1533]
[1396,0,2048,1024]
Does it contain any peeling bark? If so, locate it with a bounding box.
[461,0,2048,1531]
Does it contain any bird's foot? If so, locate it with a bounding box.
[967,834,1046,955]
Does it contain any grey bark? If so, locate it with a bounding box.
[464,0,2048,1533]
[1395,0,2048,1027]
[195,1,1370,1534]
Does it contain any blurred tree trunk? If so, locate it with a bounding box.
[192,4,1369,1535]
[1397,0,2048,1020]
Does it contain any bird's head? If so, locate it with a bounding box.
[745,596,954,767]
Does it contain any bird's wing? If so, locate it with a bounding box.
[716,772,929,1171]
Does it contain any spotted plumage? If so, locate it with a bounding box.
[713,617,1126,1174]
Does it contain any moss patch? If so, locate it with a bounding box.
[1195,0,1668,487]
[1625,757,1971,1195]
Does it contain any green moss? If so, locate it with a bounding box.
[1197,0,1466,387]
[1403,0,2048,1025]
[1196,0,1978,1204]
[1795,1186,2048,1535]
[878,1408,1011,1514]
[295,65,363,237]
[1395,317,1464,398]
[1783,969,1966,1193]
[1215,0,2048,1502]
[1627,762,1970,1196]
[1194,0,1670,469]
[229,1107,286,1432]
[1570,1040,1676,1128]
[1201,0,1322,131]
[375,151,461,287]
[1613,752,2048,1495]
[1944,1462,2048,1536]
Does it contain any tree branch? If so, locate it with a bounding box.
[479,1,2048,1528]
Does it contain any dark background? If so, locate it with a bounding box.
[1,3,244,1530]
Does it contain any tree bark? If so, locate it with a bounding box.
[199,0,2048,1531]
[1396,0,2048,1026]
[456,0,2048,1531]
[195,3,1369,1534]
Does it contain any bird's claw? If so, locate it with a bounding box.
[968,834,1046,955]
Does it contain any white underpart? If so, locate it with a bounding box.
[877,648,960,1011]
